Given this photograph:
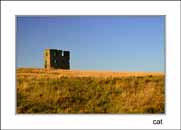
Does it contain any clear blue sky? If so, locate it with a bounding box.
[16,16,165,72]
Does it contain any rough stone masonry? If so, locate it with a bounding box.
[44,49,70,69]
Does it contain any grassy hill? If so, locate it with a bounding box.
[16,68,165,114]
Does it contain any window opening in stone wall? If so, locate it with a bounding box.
[45,60,47,68]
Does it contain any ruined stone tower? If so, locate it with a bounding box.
[44,49,70,69]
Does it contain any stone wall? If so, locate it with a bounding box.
[44,49,70,69]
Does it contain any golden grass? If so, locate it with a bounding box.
[17,68,164,78]
[16,68,165,114]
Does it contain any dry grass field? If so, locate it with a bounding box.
[16,68,165,114]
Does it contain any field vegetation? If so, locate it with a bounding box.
[16,68,165,114]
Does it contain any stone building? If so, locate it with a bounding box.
[44,49,70,69]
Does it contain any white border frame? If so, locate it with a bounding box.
[1,1,180,129]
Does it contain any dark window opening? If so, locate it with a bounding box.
[59,51,62,56]
[45,60,47,68]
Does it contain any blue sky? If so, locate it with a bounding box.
[16,16,165,72]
